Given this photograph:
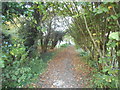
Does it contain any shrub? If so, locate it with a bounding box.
[2,37,47,88]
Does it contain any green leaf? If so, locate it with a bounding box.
[111,15,118,20]
[0,59,4,68]
[98,60,102,63]
[109,32,120,41]
[12,75,17,80]
[103,8,109,12]
[97,10,103,14]
[37,26,41,30]
[102,68,109,72]
[42,15,47,21]
[110,41,117,48]
[72,14,80,18]
[117,50,120,56]
[41,27,47,32]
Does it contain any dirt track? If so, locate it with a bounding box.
[36,46,92,88]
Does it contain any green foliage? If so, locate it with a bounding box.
[1,2,65,88]
[1,34,50,88]
[93,72,118,88]
[0,59,4,68]
[93,5,109,15]
[79,51,89,57]
[2,2,27,22]
[2,56,46,87]
[77,48,90,58]
[40,52,55,63]
[29,57,47,74]
[93,64,118,88]
[109,32,120,41]
[92,32,119,88]
[1,2,119,88]
[77,49,97,68]
[60,43,69,48]
[69,2,119,88]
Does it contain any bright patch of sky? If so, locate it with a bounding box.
[52,16,72,31]
[52,16,75,46]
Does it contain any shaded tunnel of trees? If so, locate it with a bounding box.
[1,1,120,88]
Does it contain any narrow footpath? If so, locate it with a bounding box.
[36,46,92,88]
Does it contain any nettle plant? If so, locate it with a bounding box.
[93,32,119,88]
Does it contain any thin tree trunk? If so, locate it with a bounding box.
[83,15,102,57]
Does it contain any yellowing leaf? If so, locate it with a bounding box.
[93,33,96,36]
[108,6,112,9]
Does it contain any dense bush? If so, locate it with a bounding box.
[78,32,119,88]
[92,32,119,88]
[1,33,47,88]
[1,2,63,88]
[66,2,120,88]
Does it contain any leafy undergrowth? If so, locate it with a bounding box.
[40,51,56,63]
[77,47,119,88]
[2,42,56,88]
